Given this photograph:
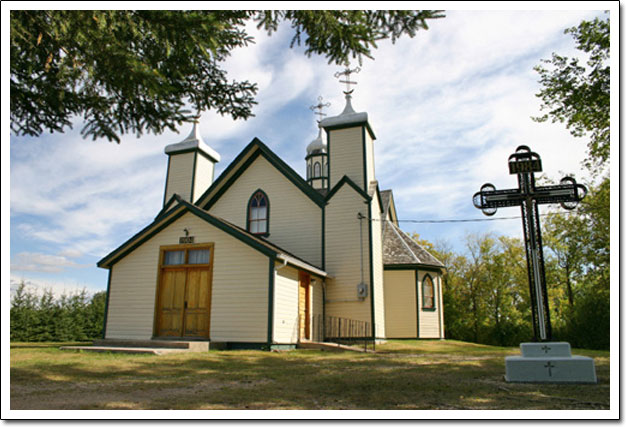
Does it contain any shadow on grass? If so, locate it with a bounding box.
[10,348,611,410]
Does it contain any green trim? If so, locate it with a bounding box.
[375,185,384,214]
[102,269,112,339]
[162,156,172,206]
[321,206,325,270]
[322,120,376,141]
[267,256,276,347]
[384,264,444,272]
[305,152,328,162]
[415,270,420,339]
[327,131,331,189]
[98,197,279,268]
[198,138,325,210]
[97,206,188,268]
[362,126,368,191]
[326,175,372,202]
[421,273,436,311]
[437,275,443,338]
[168,146,220,164]
[246,189,270,237]
[190,151,198,202]
[155,194,179,220]
[368,200,375,341]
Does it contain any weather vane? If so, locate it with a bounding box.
[309,96,331,123]
[334,66,361,94]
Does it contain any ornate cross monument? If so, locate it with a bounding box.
[473,145,586,341]
[473,145,596,383]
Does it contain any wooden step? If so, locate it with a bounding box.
[92,339,209,351]
[59,345,189,355]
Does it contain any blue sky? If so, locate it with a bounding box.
[7,7,614,298]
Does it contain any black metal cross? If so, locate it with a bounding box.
[473,146,587,342]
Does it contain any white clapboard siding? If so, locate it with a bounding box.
[165,152,195,202]
[192,154,215,203]
[325,184,371,326]
[370,193,386,338]
[273,265,299,344]
[209,156,322,267]
[383,270,418,338]
[329,127,365,190]
[364,130,375,185]
[417,270,442,338]
[106,211,269,342]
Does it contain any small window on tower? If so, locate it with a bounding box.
[314,162,321,178]
[248,190,269,235]
[422,274,435,310]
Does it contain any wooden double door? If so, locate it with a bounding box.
[155,245,213,338]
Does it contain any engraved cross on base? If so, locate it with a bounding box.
[473,146,587,342]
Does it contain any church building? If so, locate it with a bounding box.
[97,73,445,349]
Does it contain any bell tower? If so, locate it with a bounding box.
[305,97,330,191]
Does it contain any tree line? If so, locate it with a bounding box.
[10,283,106,342]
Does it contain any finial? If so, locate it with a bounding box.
[310,96,331,126]
[334,66,361,95]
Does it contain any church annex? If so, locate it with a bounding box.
[97,79,445,349]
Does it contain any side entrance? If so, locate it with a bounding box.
[298,271,311,341]
[154,244,214,339]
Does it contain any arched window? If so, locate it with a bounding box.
[422,274,435,310]
[307,163,311,180]
[313,162,321,178]
[248,190,269,235]
[323,161,328,177]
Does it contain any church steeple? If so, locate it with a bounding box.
[306,96,330,191]
[320,66,376,192]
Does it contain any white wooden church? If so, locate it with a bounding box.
[98,76,445,350]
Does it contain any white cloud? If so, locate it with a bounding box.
[11,252,86,273]
[10,275,102,299]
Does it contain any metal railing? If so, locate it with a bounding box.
[323,315,374,351]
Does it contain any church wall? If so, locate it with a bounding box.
[273,265,299,344]
[164,152,195,202]
[209,156,323,268]
[364,129,376,185]
[383,270,418,338]
[105,212,269,342]
[192,153,215,203]
[417,270,443,338]
[328,127,365,190]
[324,185,372,330]
[311,277,324,342]
[370,192,386,338]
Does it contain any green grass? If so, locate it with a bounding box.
[10,340,610,410]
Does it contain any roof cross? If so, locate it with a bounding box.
[309,96,331,123]
[334,66,361,94]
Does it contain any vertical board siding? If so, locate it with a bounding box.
[329,127,364,190]
[106,212,268,342]
[193,154,215,203]
[383,270,418,338]
[165,152,195,202]
[370,194,386,338]
[273,265,299,344]
[311,278,324,342]
[417,270,441,338]
[325,185,371,325]
[209,156,322,267]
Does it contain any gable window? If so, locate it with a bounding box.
[422,274,435,310]
[248,190,269,235]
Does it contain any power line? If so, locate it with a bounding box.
[372,211,576,224]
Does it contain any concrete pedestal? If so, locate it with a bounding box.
[505,342,597,383]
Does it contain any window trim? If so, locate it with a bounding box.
[421,273,436,311]
[313,161,321,178]
[246,189,270,237]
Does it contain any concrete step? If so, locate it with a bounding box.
[92,339,209,352]
[59,345,189,355]
[297,341,373,352]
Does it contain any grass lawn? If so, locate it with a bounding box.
[10,340,610,410]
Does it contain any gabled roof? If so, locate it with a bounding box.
[382,220,444,270]
[195,137,326,210]
[98,195,327,278]
[326,175,371,202]
[380,189,399,236]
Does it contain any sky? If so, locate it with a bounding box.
[6,6,616,299]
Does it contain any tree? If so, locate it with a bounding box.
[533,14,610,170]
[11,10,444,142]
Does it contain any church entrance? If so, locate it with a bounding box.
[298,271,311,341]
[155,244,213,339]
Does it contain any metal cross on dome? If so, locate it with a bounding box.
[334,66,361,94]
[472,145,587,342]
[310,96,331,123]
